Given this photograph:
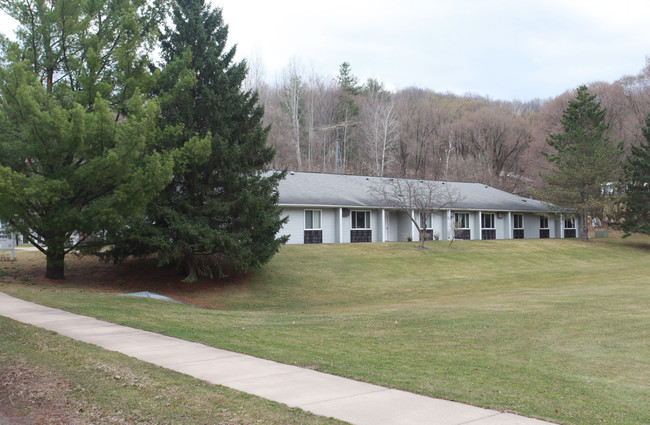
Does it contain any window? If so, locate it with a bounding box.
[481,213,495,229]
[352,211,371,229]
[564,217,577,238]
[539,216,549,229]
[481,213,496,240]
[455,213,469,229]
[512,214,524,239]
[454,213,471,240]
[304,210,321,230]
[539,216,549,239]
[419,213,432,229]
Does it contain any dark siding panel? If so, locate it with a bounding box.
[304,230,323,244]
[481,229,496,240]
[351,230,372,243]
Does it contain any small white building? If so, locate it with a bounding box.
[276,172,580,244]
[0,219,16,254]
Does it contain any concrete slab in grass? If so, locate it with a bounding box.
[165,354,301,384]
[226,368,387,407]
[466,412,556,425]
[301,388,498,425]
[118,340,241,366]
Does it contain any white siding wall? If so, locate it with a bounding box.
[397,212,413,241]
[441,210,452,240]
[372,210,381,242]
[548,216,557,239]
[281,207,565,244]
[278,208,304,244]
[432,212,444,240]
[342,210,351,243]
[523,213,538,239]
[471,212,480,240]
[335,209,342,243]
[320,209,337,243]
[554,215,563,238]
[278,208,338,244]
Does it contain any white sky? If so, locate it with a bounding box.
[2,0,649,101]
[218,0,650,100]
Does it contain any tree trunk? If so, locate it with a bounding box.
[45,246,65,280]
[418,229,427,249]
[582,211,589,242]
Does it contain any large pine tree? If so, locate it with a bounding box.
[615,114,650,236]
[538,85,622,241]
[108,0,287,281]
[0,0,173,279]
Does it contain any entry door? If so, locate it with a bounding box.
[385,211,398,242]
[384,211,391,241]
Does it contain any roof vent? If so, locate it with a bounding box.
[290,171,294,175]
[521,199,527,202]
[485,185,488,188]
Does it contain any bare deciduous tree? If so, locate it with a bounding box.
[278,60,304,171]
[454,107,532,187]
[360,79,399,176]
[372,178,462,248]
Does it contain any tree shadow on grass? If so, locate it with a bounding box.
[1,254,252,308]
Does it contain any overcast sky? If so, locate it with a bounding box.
[2,0,649,101]
[217,0,650,101]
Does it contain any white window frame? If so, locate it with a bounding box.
[513,214,524,230]
[455,212,470,229]
[539,216,549,229]
[351,210,371,230]
[304,209,322,230]
[481,213,495,230]
[564,218,576,229]
[419,212,433,230]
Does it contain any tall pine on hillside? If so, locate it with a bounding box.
[615,113,650,236]
[109,0,287,281]
[538,86,622,241]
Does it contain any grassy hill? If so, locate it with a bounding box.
[1,235,649,425]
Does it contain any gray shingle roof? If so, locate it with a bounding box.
[277,172,555,213]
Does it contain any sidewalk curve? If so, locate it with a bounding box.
[0,292,556,425]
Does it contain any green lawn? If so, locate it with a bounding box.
[1,236,649,425]
[0,317,347,425]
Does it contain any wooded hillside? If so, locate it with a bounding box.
[250,59,650,194]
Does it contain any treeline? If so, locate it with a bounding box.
[249,59,650,194]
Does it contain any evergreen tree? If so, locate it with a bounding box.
[615,114,650,236]
[0,0,174,279]
[537,85,622,241]
[336,62,360,95]
[108,0,287,281]
[334,62,360,173]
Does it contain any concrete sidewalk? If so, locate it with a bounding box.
[0,292,555,425]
